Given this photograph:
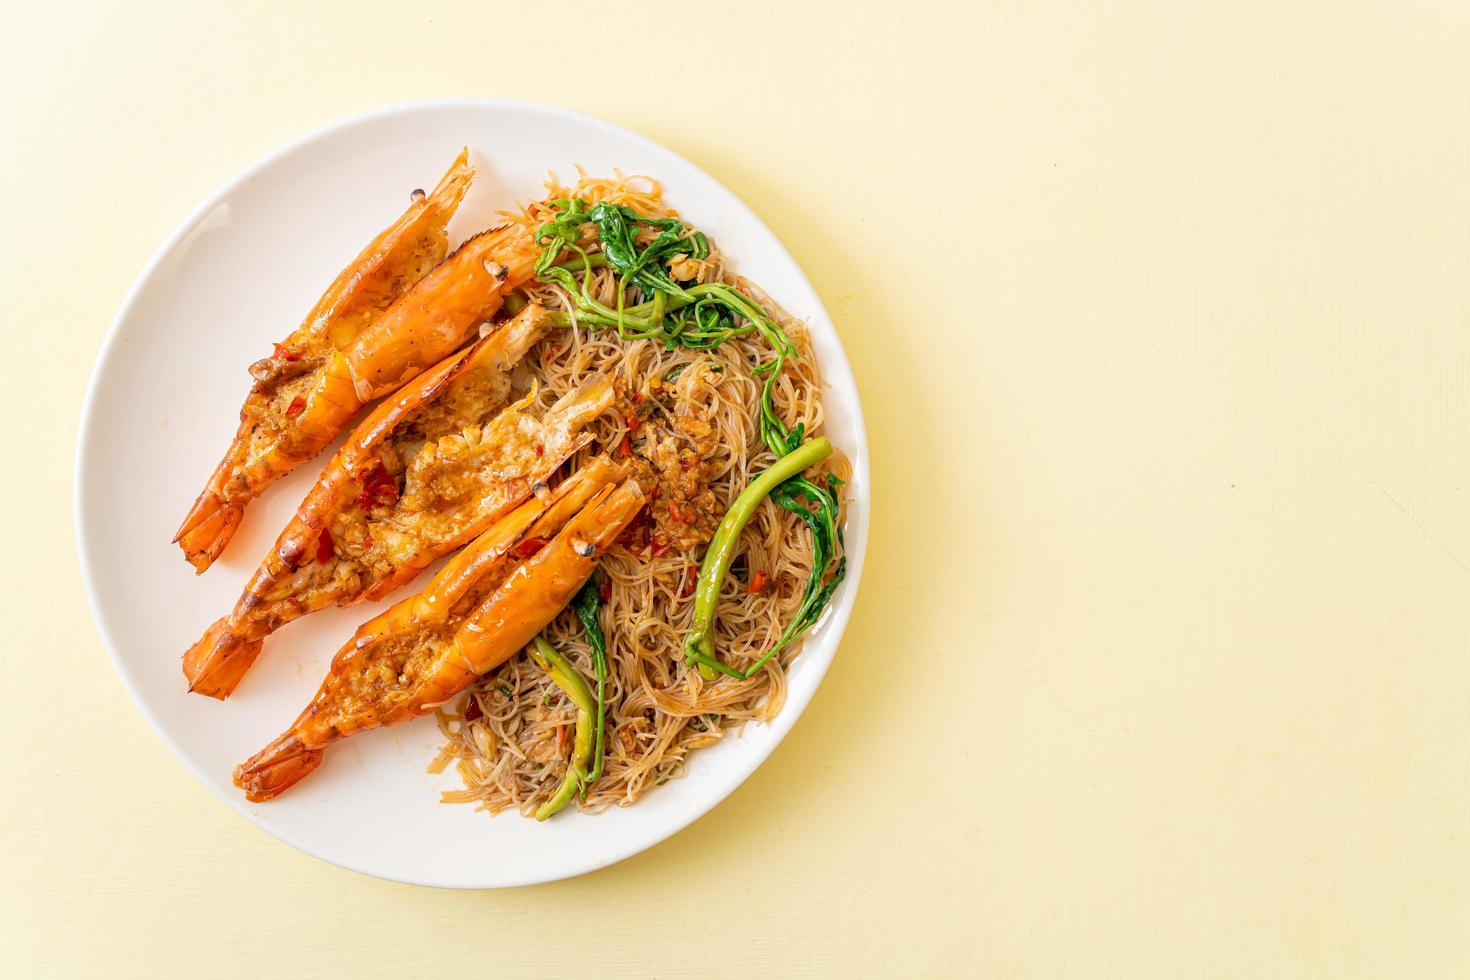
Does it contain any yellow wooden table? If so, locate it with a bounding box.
[5,1,1470,976]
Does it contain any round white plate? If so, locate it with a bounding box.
[76,99,869,888]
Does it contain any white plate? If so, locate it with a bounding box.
[76,99,869,888]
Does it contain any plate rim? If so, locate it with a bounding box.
[74,97,870,888]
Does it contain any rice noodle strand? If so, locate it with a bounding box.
[434,173,847,816]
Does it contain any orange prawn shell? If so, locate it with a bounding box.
[234,477,645,801]
[354,457,624,645]
[174,150,474,573]
[184,327,612,700]
[184,327,531,700]
[309,479,643,738]
[451,480,646,677]
[270,336,487,573]
[344,221,542,403]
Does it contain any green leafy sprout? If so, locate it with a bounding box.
[531,198,846,681]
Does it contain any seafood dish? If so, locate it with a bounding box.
[175,152,548,572]
[178,156,850,819]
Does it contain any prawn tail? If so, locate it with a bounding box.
[234,732,323,802]
[183,617,264,700]
[174,491,244,574]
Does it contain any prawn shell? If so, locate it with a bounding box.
[343,222,542,403]
[184,320,607,699]
[451,479,646,677]
[174,150,474,572]
[234,477,645,801]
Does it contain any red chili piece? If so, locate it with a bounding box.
[615,508,652,547]
[747,571,770,596]
[285,396,306,418]
[679,566,698,597]
[598,578,612,602]
[356,458,399,511]
[273,343,302,362]
[315,527,334,564]
[463,697,483,722]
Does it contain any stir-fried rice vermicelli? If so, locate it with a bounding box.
[428,173,848,816]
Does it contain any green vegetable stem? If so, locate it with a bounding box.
[683,437,834,680]
[570,579,609,784]
[527,636,595,821]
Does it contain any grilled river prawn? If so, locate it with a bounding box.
[183,306,614,698]
[175,153,552,572]
[235,468,645,801]
[175,151,472,572]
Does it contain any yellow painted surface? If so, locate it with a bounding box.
[4,1,1470,975]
